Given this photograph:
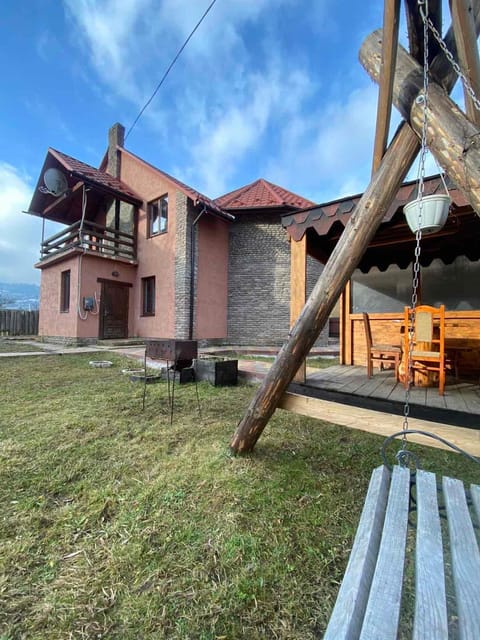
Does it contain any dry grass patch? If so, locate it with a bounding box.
[0,354,477,639]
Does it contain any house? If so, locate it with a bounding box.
[27,123,328,347]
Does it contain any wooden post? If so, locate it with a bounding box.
[449,0,480,126]
[372,0,401,173]
[290,235,307,383]
[230,3,480,454]
[360,30,480,216]
[342,280,353,365]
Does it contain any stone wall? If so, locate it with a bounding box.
[226,212,328,347]
[174,191,193,339]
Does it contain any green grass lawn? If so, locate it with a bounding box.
[0,354,478,639]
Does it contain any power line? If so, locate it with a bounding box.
[125,0,219,141]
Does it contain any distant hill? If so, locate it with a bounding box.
[0,282,40,310]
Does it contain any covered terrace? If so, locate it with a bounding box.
[283,174,480,380]
[280,174,480,446]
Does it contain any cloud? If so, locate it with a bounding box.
[182,62,314,196]
[62,0,300,110]
[62,0,388,204]
[0,164,42,283]
[63,0,153,103]
[62,0,328,187]
[263,83,381,203]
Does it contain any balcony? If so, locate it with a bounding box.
[39,220,137,264]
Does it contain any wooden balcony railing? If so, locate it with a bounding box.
[40,220,136,262]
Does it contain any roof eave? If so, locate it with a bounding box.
[69,170,142,206]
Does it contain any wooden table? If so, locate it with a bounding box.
[399,335,480,386]
[445,339,480,380]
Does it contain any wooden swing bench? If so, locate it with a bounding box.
[324,463,480,639]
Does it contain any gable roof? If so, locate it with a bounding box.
[49,148,142,203]
[214,178,315,211]
[27,148,143,221]
[119,148,234,221]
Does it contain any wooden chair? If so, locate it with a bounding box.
[362,313,400,379]
[404,304,446,395]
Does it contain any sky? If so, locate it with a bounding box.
[0,0,459,284]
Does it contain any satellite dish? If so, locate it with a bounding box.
[43,168,68,197]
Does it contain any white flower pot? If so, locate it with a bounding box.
[404,194,451,235]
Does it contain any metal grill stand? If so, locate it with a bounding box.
[143,339,201,423]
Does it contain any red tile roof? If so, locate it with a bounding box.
[214,178,315,210]
[50,148,142,203]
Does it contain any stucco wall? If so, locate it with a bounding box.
[195,215,229,339]
[120,152,229,341]
[226,212,328,346]
[38,255,79,338]
[76,255,136,338]
[120,151,177,337]
[38,253,137,340]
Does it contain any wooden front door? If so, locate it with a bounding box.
[99,281,130,339]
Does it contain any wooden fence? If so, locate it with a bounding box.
[0,310,39,336]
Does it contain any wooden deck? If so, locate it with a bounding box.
[278,365,480,456]
[305,365,480,417]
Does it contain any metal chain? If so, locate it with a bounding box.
[402,0,430,451]
[421,9,480,111]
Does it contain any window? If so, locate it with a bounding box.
[60,270,70,312]
[148,195,168,236]
[141,276,155,316]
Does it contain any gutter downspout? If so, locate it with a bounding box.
[189,205,207,340]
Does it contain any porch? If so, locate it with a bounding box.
[303,364,480,418]
[279,364,480,456]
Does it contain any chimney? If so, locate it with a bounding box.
[107,123,125,178]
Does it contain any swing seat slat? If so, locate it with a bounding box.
[443,477,480,639]
[413,470,448,638]
[324,465,480,639]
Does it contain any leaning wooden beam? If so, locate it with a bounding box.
[230,3,480,455]
[449,0,480,126]
[230,123,419,454]
[372,0,401,173]
[361,29,480,216]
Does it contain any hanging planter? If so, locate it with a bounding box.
[404,194,451,235]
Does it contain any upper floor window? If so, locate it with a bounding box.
[60,269,70,312]
[148,195,168,236]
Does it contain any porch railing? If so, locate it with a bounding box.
[40,220,136,262]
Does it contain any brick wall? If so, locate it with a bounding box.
[226,212,328,346]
